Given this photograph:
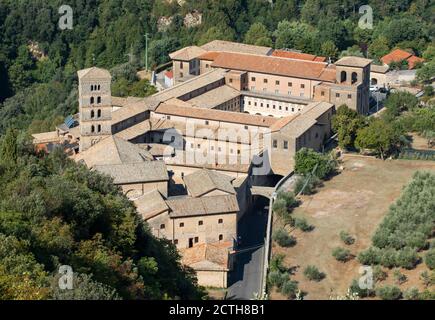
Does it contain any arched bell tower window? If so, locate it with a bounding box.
[97,96,101,104]
[97,85,101,90]
[351,72,358,84]
[340,71,347,83]
[91,125,95,133]
[90,97,94,104]
[97,109,101,118]
[97,124,101,132]
[91,110,95,118]
[91,85,94,91]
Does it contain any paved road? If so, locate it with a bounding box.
[227,198,269,300]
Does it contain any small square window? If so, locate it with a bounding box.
[301,84,305,89]
[244,125,248,130]
[198,220,203,226]
[194,237,199,243]
[263,79,268,83]
[167,115,171,120]
[336,93,340,98]
[160,224,165,229]
[205,120,209,125]
[179,222,184,228]
[347,94,352,99]
[251,77,256,81]
[275,80,280,85]
[229,79,233,83]
[288,82,292,87]
[218,219,223,224]
[321,91,325,96]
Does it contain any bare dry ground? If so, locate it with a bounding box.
[271,155,435,300]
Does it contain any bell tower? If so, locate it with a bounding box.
[77,67,112,152]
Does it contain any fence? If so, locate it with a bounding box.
[398,148,435,161]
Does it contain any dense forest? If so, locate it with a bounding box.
[0,0,434,135]
[0,129,204,299]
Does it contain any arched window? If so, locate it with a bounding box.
[97,109,101,118]
[97,125,101,132]
[97,96,101,104]
[91,110,95,118]
[90,97,94,104]
[90,85,94,91]
[371,78,378,86]
[91,125,95,133]
[351,72,358,84]
[340,71,347,83]
[97,85,101,90]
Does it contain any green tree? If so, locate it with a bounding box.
[321,40,339,60]
[294,148,337,179]
[244,23,271,46]
[0,128,18,165]
[332,105,366,150]
[368,36,390,59]
[355,118,404,159]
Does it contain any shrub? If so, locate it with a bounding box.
[376,285,402,300]
[403,287,420,300]
[358,247,382,265]
[393,269,407,285]
[339,231,355,245]
[425,248,435,270]
[332,247,352,262]
[349,279,374,298]
[395,247,419,269]
[294,175,321,195]
[373,265,387,282]
[273,228,296,247]
[281,280,299,299]
[272,199,288,219]
[294,217,313,232]
[420,271,435,288]
[270,254,286,273]
[276,191,298,209]
[294,148,337,179]
[268,271,289,289]
[303,265,325,281]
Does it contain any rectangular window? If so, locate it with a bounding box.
[348,94,352,99]
[205,120,209,125]
[194,237,199,243]
[275,80,280,85]
[219,235,223,241]
[174,239,178,245]
[160,224,165,229]
[263,79,268,83]
[166,115,171,120]
[321,91,325,96]
[273,140,278,148]
[279,106,282,110]
[179,222,184,228]
[288,82,292,87]
[218,219,223,224]
[283,141,288,149]
[336,93,340,98]
[244,125,248,130]
[198,220,203,226]
[251,77,256,81]
[301,84,305,89]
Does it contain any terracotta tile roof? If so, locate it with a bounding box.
[154,102,278,127]
[76,135,153,167]
[272,50,326,62]
[198,51,221,61]
[381,49,412,65]
[94,161,169,185]
[183,169,235,197]
[406,55,424,69]
[166,194,239,217]
[180,241,232,271]
[169,46,207,61]
[381,49,425,69]
[133,189,169,220]
[164,70,173,79]
[187,85,241,109]
[77,67,111,79]
[335,56,372,68]
[201,40,272,56]
[211,52,331,81]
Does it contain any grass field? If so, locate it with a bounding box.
[271,154,435,300]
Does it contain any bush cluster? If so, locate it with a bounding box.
[272,228,296,247]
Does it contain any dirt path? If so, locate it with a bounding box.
[271,155,435,300]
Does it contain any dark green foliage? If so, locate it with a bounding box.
[393,269,407,285]
[339,231,355,245]
[272,228,296,247]
[403,287,420,300]
[294,217,313,232]
[0,142,203,300]
[373,265,387,283]
[425,248,435,270]
[294,148,337,180]
[332,247,352,262]
[281,280,299,299]
[303,265,325,281]
[332,105,366,150]
[267,270,289,289]
[375,285,402,300]
[349,279,374,298]
[359,172,434,270]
